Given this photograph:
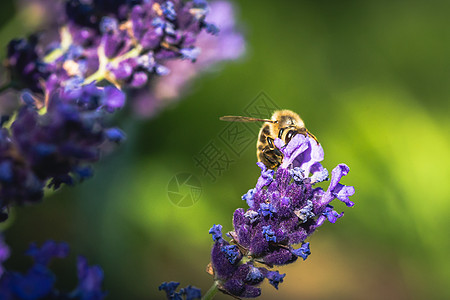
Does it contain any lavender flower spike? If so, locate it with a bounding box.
[209,134,355,297]
[1,0,244,219]
[159,281,201,300]
[0,238,106,300]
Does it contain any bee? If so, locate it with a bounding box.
[220,110,319,169]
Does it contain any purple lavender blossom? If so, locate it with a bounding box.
[159,281,201,300]
[75,256,107,300]
[57,0,221,92]
[0,84,126,219]
[134,0,246,117]
[26,240,69,265]
[1,0,238,217]
[5,36,49,94]
[5,0,230,107]
[0,238,105,300]
[209,135,355,297]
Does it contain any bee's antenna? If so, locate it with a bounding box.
[219,116,277,123]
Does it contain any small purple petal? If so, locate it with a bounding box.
[255,162,274,191]
[292,242,311,260]
[262,225,276,243]
[180,285,201,300]
[103,86,125,112]
[275,134,309,168]
[10,265,55,299]
[209,224,223,242]
[259,202,277,218]
[318,164,355,209]
[26,241,69,266]
[220,245,241,264]
[110,61,134,80]
[266,271,286,290]
[241,188,256,207]
[76,256,106,300]
[323,205,344,223]
[105,128,126,143]
[130,72,148,88]
[159,281,180,298]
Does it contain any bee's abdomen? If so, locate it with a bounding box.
[256,124,282,169]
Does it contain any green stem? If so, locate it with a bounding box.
[201,281,219,300]
[84,45,143,85]
[84,69,106,85]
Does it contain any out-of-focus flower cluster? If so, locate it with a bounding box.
[0,84,125,219]
[0,0,244,220]
[12,0,245,117]
[208,134,355,298]
[159,281,201,300]
[8,0,221,95]
[0,236,105,300]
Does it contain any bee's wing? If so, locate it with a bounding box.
[220,116,276,123]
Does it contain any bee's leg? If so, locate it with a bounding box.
[262,146,283,169]
[266,136,286,152]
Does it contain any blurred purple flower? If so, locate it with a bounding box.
[6,0,231,107]
[1,0,244,216]
[26,240,69,265]
[135,0,246,117]
[0,236,10,278]
[0,85,126,218]
[159,281,201,300]
[75,256,107,300]
[0,238,105,300]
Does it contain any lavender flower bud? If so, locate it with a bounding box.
[266,271,286,290]
[292,242,311,261]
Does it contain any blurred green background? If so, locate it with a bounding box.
[1,0,450,299]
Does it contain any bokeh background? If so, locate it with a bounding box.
[1,0,450,299]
